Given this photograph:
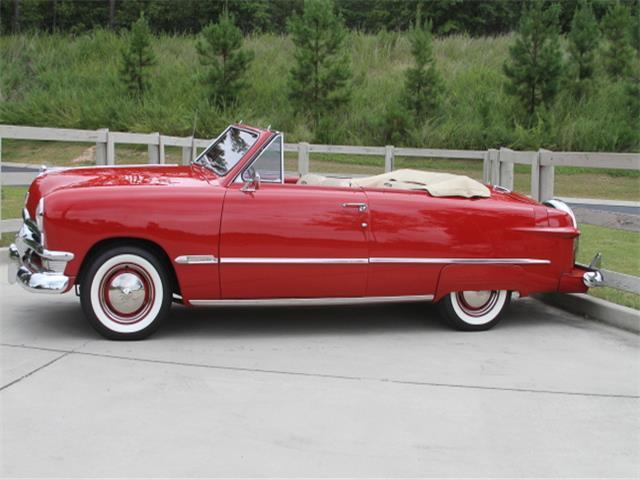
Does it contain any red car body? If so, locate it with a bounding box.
[19,124,591,305]
[9,124,603,338]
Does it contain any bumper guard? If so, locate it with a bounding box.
[7,209,74,294]
[578,252,604,288]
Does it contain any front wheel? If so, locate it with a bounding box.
[80,246,171,340]
[437,290,511,331]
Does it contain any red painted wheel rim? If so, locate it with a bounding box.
[98,263,155,325]
[455,290,499,318]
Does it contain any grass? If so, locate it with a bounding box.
[1,139,185,166]
[577,224,640,309]
[1,186,27,219]
[0,233,16,248]
[1,31,638,152]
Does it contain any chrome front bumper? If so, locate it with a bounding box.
[7,211,74,294]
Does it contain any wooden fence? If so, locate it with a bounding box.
[1,124,639,297]
[1,124,639,202]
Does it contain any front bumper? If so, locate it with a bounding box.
[7,210,74,294]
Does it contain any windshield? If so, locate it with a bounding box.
[194,127,259,176]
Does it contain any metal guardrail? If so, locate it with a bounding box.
[0,124,638,297]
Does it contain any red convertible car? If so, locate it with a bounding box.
[8,124,603,339]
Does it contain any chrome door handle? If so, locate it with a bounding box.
[341,202,368,212]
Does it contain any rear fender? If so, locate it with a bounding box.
[434,264,558,301]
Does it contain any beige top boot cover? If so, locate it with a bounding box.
[298,169,490,198]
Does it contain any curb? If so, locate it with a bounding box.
[536,293,639,334]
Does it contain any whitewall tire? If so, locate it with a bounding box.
[437,290,511,331]
[80,246,171,340]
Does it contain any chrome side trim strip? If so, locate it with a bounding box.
[369,257,550,265]
[183,256,551,266]
[190,294,434,307]
[175,255,218,265]
[220,257,369,264]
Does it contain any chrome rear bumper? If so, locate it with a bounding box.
[7,211,73,294]
[583,270,604,288]
[579,252,604,288]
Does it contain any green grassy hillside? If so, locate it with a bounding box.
[1,30,638,152]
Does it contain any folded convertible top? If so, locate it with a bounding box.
[298,169,491,198]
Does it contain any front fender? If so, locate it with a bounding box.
[42,185,225,302]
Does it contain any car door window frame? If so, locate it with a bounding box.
[235,133,284,185]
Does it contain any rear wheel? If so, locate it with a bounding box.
[438,290,510,331]
[80,246,171,340]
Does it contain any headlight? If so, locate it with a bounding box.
[36,197,45,244]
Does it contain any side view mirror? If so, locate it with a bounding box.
[241,171,260,193]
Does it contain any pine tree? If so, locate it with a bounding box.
[288,0,351,127]
[566,0,599,98]
[503,0,562,120]
[120,13,156,98]
[601,2,634,79]
[197,10,254,108]
[402,13,444,119]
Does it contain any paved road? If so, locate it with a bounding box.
[567,202,640,216]
[1,263,638,477]
[0,165,37,173]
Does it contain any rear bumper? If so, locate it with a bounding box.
[558,264,604,293]
[7,213,73,294]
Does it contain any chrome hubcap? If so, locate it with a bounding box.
[460,290,492,309]
[99,263,154,324]
[108,272,146,315]
[456,290,499,317]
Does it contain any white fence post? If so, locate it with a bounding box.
[384,145,395,172]
[106,131,115,165]
[159,135,166,164]
[531,150,541,200]
[488,148,500,185]
[539,149,555,201]
[181,136,193,165]
[298,142,309,174]
[148,132,160,164]
[498,147,515,190]
[482,150,491,183]
[95,128,108,165]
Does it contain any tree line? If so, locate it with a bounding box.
[2,0,637,37]
[118,0,638,145]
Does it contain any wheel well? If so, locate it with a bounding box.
[76,237,181,296]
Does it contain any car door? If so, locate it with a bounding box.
[364,188,499,297]
[219,138,370,299]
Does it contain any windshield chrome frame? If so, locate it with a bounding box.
[192,125,260,176]
[235,133,284,185]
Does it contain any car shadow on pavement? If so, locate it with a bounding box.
[157,301,447,339]
[3,297,570,341]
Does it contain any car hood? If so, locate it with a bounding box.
[26,165,218,214]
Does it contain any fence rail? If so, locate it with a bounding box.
[1,124,638,297]
[2,124,639,202]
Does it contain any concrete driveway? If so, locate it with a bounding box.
[1,262,639,478]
